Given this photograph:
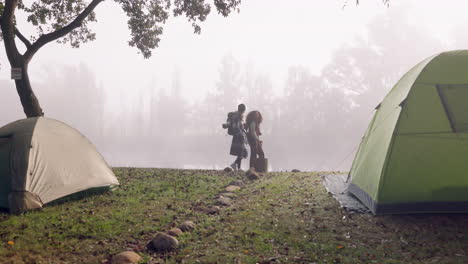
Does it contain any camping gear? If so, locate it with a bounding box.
[223,112,237,135]
[321,173,370,213]
[0,117,119,213]
[348,50,468,214]
[255,157,268,173]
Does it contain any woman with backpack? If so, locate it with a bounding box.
[246,110,265,171]
[229,104,248,171]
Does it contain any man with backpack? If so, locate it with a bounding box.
[222,104,248,171]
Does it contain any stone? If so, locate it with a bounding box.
[167,227,183,237]
[194,205,221,215]
[216,196,233,206]
[206,206,221,215]
[224,167,233,172]
[147,233,179,252]
[292,169,301,173]
[225,185,241,192]
[179,221,195,232]
[229,180,245,187]
[112,251,141,264]
[246,169,260,180]
[218,192,236,198]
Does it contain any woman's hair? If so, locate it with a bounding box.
[246,111,263,135]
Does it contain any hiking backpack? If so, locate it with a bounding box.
[224,112,237,135]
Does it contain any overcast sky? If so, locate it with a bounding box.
[2,0,468,105]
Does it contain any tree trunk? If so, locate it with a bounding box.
[1,1,43,118]
[14,64,44,117]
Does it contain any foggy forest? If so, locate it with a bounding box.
[1,5,467,171]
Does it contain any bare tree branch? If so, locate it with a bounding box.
[24,0,104,62]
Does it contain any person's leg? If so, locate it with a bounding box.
[258,142,265,159]
[249,142,258,169]
[231,156,241,171]
[235,156,242,170]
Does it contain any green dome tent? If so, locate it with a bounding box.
[349,50,468,214]
[0,117,119,213]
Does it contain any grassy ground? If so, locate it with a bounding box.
[0,168,467,264]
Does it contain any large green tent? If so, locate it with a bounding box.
[0,117,119,213]
[349,50,468,214]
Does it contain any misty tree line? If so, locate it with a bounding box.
[103,7,445,170]
[0,7,461,170]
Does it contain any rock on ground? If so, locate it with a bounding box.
[225,185,241,192]
[112,251,141,264]
[292,169,301,173]
[246,169,260,180]
[218,192,236,198]
[168,228,183,237]
[179,221,195,232]
[216,196,233,206]
[224,167,233,172]
[194,205,221,215]
[229,180,245,187]
[147,233,179,252]
[206,206,221,215]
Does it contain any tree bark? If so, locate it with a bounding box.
[14,64,44,117]
[1,0,103,118]
[1,0,44,117]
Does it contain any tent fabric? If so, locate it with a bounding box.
[436,84,468,132]
[0,138,12,208]
[0,117,119,213]
[8,191,43,213]
[321,173,370,213]
[349,50,468,215]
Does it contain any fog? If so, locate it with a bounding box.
[2,0,468,171]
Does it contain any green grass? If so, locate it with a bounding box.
[0,168,466,264]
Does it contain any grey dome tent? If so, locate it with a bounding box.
[0,117,119,213]
[349,50,468,214]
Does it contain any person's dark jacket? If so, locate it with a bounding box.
[229,112,247,158]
